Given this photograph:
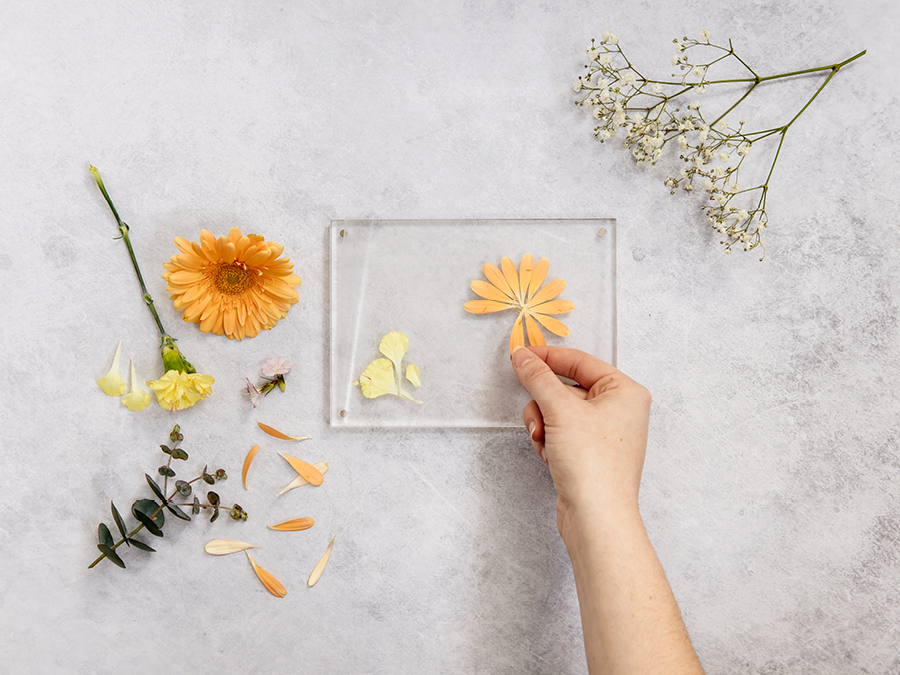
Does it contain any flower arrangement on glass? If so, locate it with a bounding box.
[574,30,865,258]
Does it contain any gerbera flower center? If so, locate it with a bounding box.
[213,263,256,295]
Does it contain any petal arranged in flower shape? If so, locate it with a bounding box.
[529,300,575,316]
[500,257,523,304]
[470,280,518,305]
[97,340,126,396]
[482,262,518,302]
[518,253,534,300]
[464,300,512,314]
[531,313,570,337]
[246,551,287,598]
[509,314,525,353]
[524,314,546,346]
[528,278,566,306]
[527,258,550,302]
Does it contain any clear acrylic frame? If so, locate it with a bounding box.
[330,219,616,427]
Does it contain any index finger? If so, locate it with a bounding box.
[521,346,621,390]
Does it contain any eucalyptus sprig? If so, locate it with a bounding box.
[575,30,865,259]
[89,425,248,570]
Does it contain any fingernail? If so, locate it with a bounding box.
[539,448,548,464]
[512,346,534,368]
[528,421,536,440]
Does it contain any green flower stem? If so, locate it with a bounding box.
[89,165,169,339]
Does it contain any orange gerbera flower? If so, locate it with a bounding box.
[465,254,574,354]
[162,227,302,340]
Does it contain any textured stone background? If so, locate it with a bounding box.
[1,1,897,673]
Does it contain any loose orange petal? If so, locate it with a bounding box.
[278,462,329,496]
[500,257,523,304]
[482,262,518,301]
[509,314,525,354]
[308,535,336,587]
[530,299,575,315]
[470,280,519,305]
[531,313,570,337]
[528,278,566,306]
[257,422,312,441]
[279,453,324,486]
[268,517,315,531]
[524,314,546,346]
[242,445,260,490]
[518,253,534,300]
[464,300,513,314]
[246,551,287,598]
[527,258,550,302]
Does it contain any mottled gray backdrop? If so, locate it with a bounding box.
[0,1,897,673]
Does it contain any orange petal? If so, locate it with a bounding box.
[509,314,525,354]
[464,300,513,314]
[530,299,575,315]
[257,422,312,441]
[278,462,329,496]
[531,313,570,337]
[482,262,518,301]
[527,258,549,302]
[528,278,566,306]
[524,313,546,346]
[246,551,287,598]
[279,453,324,486]
[470,280,519,304]
[242,445,259,490]
[518,253,534,300]
[500,257,523,304]
[268,517,315,531]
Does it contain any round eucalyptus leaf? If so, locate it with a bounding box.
[97,544,126,569]
[160,444,173,455]
[175,480,192,497]
[98,523,114,548]
[202,473,215,485]
[171,448,189,461]
[158,466,176,477]
[127,538,156,553]
[207,491,219,507]
[132,499,165,537]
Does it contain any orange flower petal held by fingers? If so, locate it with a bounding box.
[464,254,574,354]
[162,227,302,340]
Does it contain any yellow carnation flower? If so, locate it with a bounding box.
[147,370,215,411]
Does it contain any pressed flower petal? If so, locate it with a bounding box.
[378,331,408,374]
[268,517,315,531]
[528,278,566,306]
[279,453,324,486]
[482,262,518,301]
[500,257,523,304]
[308,535,336,587]
[97,340,126,396]
[509,314,525,354]
[278,462,329,496]
[470,280,518,305]
[406,364,421,387]
[257,422,311,441]
[122,359,153,411]
[242,445,260,489]
[357,357,399,398]
[246,551,287,598]
[524,314,546,347]
[518,253,534,300]
[464,300,513,314]
[204,539,257,555]
[527,258,550,302]
[530,299,575,315]
[531,313,570,337]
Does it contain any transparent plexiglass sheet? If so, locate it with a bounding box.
[330,219,616,427]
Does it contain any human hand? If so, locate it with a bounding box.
[511,346,651,540]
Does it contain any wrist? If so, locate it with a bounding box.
[559,497,644,555]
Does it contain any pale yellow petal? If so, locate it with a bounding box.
[97,340,126,396]
[308,535,336,587]
[406,364,421,387]
[204,539,257,555]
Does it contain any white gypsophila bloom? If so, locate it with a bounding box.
[614,100,624,112]
[699,29,710,41]
[600,88,611,101]
[598,78,610,89]
[718,151,730,162]
[593,106,605,119]
[687,100,701,110]
[678,135,689,150]
[694,157,705,169]
[714,166,726,178]
[620,71,636,85]
[599,53,613,66]
[651,83,663,94]
[614,112,627,126]
[694,84,706,94]
[759,222,767,231]
[680,167,690,179]
[587,48,600,61]
[671,55,681,66]
[726,204,736,213]
[738,210,749,220]
[601,30,619,45]
[705,178,715,190]
[698,129,708,142]
[574,79,583,92]
[691,66,706,79]
[716,119,729,132]
[738,143,751,156]
[599,129,612,140]
[683,183,693,191]
[730,183,741,192]
[650,135,664,148]
[631,112,644,123]
[716,194,728,205]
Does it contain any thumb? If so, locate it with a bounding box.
[511,346,572,413]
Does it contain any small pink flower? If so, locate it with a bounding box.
[262,357,294,378]
[245,378,261,408]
